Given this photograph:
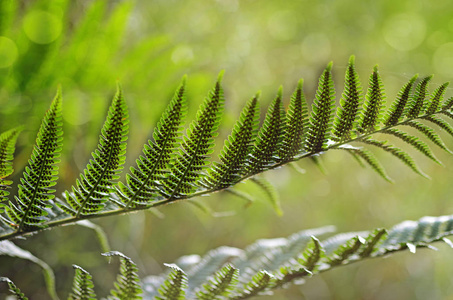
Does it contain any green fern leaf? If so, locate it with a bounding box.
[117,78,187,208]
[103,251,142,300]
[358,228,387,257]
[382,128,441,164]
[279,79,308,160]
[406,75,432,118]
[204,93,260,189]
[69,265,97,300]
[156,264,188,300]
[425,82,449,114]
[0,127,22,205]
[423,115,453,139]
[250,176,282,216]
[358,66,386,133]
[4,90,62,231]
[195,264,239,300]
[161,73,225,199]
[403,120,452,153]
[341,147,392,182]
[442,96,453,110]
[59,85,128,217]
[0,277,28,300]
[247,87,286,175]
[231,271,274,300]
[384,74,418,126]
[306,62,335,152]
[333,55,362,141]
[325,235,363,266]
[360,138,427,178]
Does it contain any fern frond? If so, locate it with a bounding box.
[442,96,453,110]
[423,115,453,138]
[279,79,308,160]
[0,277,28,300]
[250,176,282,216]
[325,235,363,266]
[195,264,239,299]
[333,55,362,140]
[0,127,22,204]
[161,73,224,199]
[4,91,62,231]
[358,66,386,133]
[117,78,187,208]
[407,75,432,118]
[204,93,260,189]
[59,85,128,217]
[360,138,427,178]
[306,62,335,152]
[382,128,441,164]
[341,147,393,182]
[425,82,449,114]
[403,120,452,153]
[247,87,286,174]
[69,265,97,300]
[156,264,188,300]
[384,74,417,126]
[231,271,274,300]
[102,251,142,300]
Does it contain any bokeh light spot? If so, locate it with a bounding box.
[301,33,331,63]
[433,42,453,77]
[383,13,426,51]
[0,36,18,68]
[23,11,62,44]
[171,45,194,65]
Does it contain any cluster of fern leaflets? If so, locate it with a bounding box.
[1,56,453,239]
[4,214,453,299]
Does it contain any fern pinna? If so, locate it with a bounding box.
[2,55,453,238]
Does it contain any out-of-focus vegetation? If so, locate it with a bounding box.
[1,0,453,299]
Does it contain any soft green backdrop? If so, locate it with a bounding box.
[1,0,453,299]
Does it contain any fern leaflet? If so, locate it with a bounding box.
[358,66,386,133]
[384,74,417,126]
[69,265,97,300]
[0,127,22,205]
[425,82,449,114]
[407,75,432,118]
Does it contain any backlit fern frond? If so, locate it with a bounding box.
[425,82,449,114]
[358,66,386,133]
[0,127,22,204]
[384,74,417,126]
[333,55,362,141]
[341,147,392,182]
[406,75,432,118]
[0,277,28,300]
[117,78,187,208]
[247,88,286,175]
[161,73,224,199]
[382,128,441,164]
[4,91,62,231]
[156,264,188,300]
[59,86,128,217]
[69,265,97,300]
[203,94,260,189]
[279,79,308,160]
[403,120,452,153]
[423,115,453,138]
[306,62,335,152]
[102,251,142,300]
[232,271,274,300]
[195,264,239,300]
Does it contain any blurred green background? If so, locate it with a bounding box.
[2,0,453,299]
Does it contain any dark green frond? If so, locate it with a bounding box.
[156,264,188,300]
[247,87,286,175]
[384,74,418,126]
[341,147,393,182]
[117,78,187,208]
[423,115,453,139]
[360,138,428,178]
[326,236,364,266]
[204,93,260,189]
[250,176,282,216]
[425,82,449,114]
[232,271,274,300]
[69,265,97,300]
[103,251,142,300]
[195,264,239,300]
[442,97,453,110]
[407,75,432,118]
[306,62,335,152]
[0,277,28,300]
[4,91,63,231]
[279,79,308,160]
[0,127,22,204]
[403,120,452,154]
[358,66,386,133]
[382,128,441,164]
[161,73,225,199]
[333,55,362,140]
[59,85,128,217]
